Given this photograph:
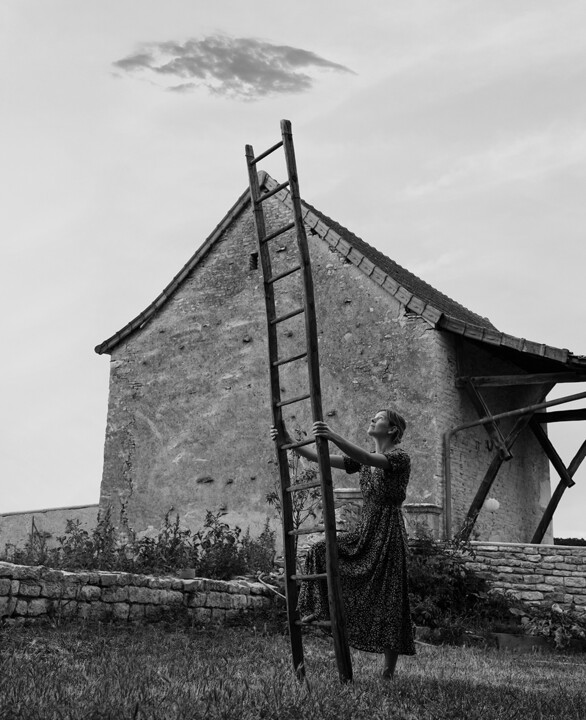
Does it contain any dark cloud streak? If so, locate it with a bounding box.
[113,34,353,99]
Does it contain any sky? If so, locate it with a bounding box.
[1,1,585,537]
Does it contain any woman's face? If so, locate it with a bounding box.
[367,411,392,438]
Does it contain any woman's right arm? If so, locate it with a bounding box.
[270,426,346,469]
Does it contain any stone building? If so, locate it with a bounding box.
[95,173,586,544]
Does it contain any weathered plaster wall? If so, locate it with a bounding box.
[99,197,448,538]
[0,505,99,552]
[0,561,274,626]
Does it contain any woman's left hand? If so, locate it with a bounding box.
[312,421,334,440]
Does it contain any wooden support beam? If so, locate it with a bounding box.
[529,419,576,488]
[457,413,533,541]
[531,438,586,543]
[533,409,586,424]
[456,372,586,388]
[462,380,513,461]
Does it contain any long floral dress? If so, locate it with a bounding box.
[298,449,415,655]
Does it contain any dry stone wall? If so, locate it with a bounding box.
[468,542,586,612]
[0,562,275,626]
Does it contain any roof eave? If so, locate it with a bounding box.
[437,315,571,365]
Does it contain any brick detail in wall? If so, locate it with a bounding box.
[0,562,276,626]
[467,542,586,612]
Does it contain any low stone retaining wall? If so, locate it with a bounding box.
[467,542,586,612]
[0,561,276,626]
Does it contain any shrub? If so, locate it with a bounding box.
[408,531,516,642]
[1,507,277,581]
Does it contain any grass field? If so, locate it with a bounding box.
[1,621,584,719]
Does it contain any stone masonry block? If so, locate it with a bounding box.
[112,603,130,621]
[247,595,269,610]
[182,579,205,593]
[230,595,248,610]
[40,582,67,599]
[187,593,206,608]
[249,582,268,596]
[0,596,17,617]
[99,573,120,587]
[518,591,544,602]
[544,576,565,586]
[160,590,183,606]
[565,576,586,588]
[127,587,158,604]
[79,585,102,602]
[102,587,129,603]
[18,582,41,598]
[27,599,50,617]
[10,581,20,594]
[15,600,29,616]
[205,591,232,610]
[523,575,544,584]
[0,562,15,577]
[10,565,40,580]
[0,578,11,594]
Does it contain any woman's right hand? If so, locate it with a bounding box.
[270,425,293,444]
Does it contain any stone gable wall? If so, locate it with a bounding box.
[98,194,551,544]
[99,197,451,539]
[0,561,275,626]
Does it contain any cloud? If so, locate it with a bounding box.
[113,35,353,99]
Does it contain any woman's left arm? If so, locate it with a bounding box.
[312,421,390,469]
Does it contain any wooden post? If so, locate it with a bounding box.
[531,438,586,543]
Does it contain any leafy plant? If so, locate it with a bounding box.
[241,518,276,575]
[511,603,586,649]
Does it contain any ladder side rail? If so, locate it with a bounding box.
[281,120,353,683]
[245,143,305,679]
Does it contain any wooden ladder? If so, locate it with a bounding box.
[245,120,353,683]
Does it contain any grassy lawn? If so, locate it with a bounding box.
[1,621,584,720]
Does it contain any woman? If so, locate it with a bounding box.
[271,409,415,678]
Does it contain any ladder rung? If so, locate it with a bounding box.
[291,573,327,581]
[267,265,301,284]
[262,222,295,245]
[271,307,305,325]
[274,351,307,368]
[276,393,311,408]
[289,525,325,536]
[258,181,290,203]
[248,140,283,166]
[295,619,332,628]
[286,478,320,492]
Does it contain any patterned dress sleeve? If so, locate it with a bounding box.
[382,449,411,505]
[342,455,361,474]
